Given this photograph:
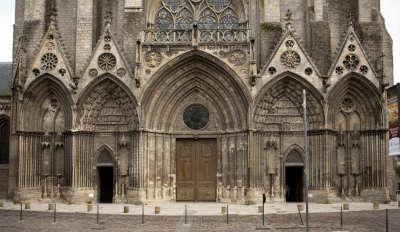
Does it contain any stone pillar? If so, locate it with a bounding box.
[313,0,325,21]
[125,0,143,9]
[359,0,372,22]
[263,0,280,23]
[75,0,94,75]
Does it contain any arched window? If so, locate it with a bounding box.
[154,0,240,41]
[0,116,10,164]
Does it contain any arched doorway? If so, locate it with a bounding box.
[141,51,250,202]
[285,149,304,202]
[97,149,115,203]
[19,75,73,199]
[0,116,9,164]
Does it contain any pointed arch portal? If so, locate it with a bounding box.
[285,149,304,202]
[141,51,249,201]
[97,148,115,203]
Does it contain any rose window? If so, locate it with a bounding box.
[343,54,360,71]
[341,98,354,113]
[40,53,58,71]
[98,53,117,71]
[280,51,301,69]
[183,104,209,130]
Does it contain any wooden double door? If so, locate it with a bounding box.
[176,139,217,201]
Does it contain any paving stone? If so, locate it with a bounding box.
[0,209,399,232]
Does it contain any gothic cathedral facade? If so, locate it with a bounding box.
[0,0,396,204]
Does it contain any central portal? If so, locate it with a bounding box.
[176,138,217,201]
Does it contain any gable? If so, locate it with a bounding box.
[255,31,323,95]
[328,27,379,91]
[24,21,75,93]
[78,18,135,97]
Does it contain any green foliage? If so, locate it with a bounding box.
[396,165,400,178]
[260,22,282,33]
[259,0,264,10]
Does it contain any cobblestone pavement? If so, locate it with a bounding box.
[0,209,399,232]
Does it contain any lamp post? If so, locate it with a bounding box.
[302,89,310,232]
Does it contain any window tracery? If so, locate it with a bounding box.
[154,0,240,42]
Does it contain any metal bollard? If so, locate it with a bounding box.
[184,205,187,225]
[48,203,55,211]
[155,206,160,215]
[297,205,304,225]
[262,203,265,226]
[53,203,56,224]
[19,202,23,221]
[87,203,93,212]
[221,206,227,214]
[373,202,380,210]
[343,203,349,210]
[123,206,129,214]
[340,205,343,229]
[141,204,144,224]
[226,204,229,224]
[96,204,99,225]
[386,209,389,232]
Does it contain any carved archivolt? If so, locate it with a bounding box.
[328,75,382,130]
[254,77,324,131]
[142,52,249,131]
[21,76,72,131]
[78,78,138,131]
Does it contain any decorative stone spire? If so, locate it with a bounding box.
[346,10,354,28]
[104,11,113,27]
[283,9,294,32]
[47,0,57,33]
[48,10,57,32]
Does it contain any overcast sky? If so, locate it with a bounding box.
[0,1,399,83]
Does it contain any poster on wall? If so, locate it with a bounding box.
[388,96,400,156]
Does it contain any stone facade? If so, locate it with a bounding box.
[1,0,395,204]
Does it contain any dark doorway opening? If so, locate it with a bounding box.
[285,166,304,202]
[0,116,10,164]
[98,166,113,203]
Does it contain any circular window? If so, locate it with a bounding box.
[98,53,117,71]
[40,53,58,71]
[183,104,209,130]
